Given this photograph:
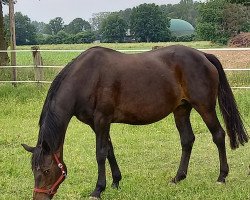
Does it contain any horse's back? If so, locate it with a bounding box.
[63,46,219,125]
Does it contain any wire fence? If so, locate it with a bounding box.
[0,48,249,89]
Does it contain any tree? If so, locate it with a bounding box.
[118,8,132,27]
[89,12,111,31]
[64,18,91,34]
[73,31,95,43]
[130,3,171,42]
[43,23,53,35]
[31,21,47,34]
[4,12,36,45]
[196,1,222,42]
[49,17,64,35]
[223,3,250,34]
[196,0,249,44]
[100,13,127,42]
[0,0,9,65]
[228,0,249,5]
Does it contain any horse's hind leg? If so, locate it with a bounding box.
[107,136,122,189]
[172,102,195,183]
[195,106,229,183]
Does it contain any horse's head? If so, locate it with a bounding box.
[22,143,67,200]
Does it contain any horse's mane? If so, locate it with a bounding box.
[35,57,77,159]
[31,48,96,167]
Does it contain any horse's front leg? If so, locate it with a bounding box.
[107,136,122,189]
[90,116,110,199]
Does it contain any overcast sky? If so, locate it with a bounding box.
[3,0,181,24]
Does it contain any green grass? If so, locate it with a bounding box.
[0,85,249,200]
[227,71,250,88]
[17,41,224,51]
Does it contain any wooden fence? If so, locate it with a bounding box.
[0,47,249,89]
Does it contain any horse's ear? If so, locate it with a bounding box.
[21,143,35,153]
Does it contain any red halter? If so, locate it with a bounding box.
[34,153,67,195]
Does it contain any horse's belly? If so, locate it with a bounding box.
[114,109,172,125]
[113,94,178,125]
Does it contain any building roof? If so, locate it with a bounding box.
[170,19,195,36]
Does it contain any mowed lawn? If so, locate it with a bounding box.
[0,84,249,200]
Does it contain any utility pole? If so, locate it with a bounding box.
[9,0,17,86]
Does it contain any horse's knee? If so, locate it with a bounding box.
[181,135,195,151]
[96,150,108,164]
[212,129,225,145]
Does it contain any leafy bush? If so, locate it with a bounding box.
[36,31,95,45]
[171,34,195,42]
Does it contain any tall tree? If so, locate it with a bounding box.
[228,0,249,5]
[32,21,47,34]
[196,0,249,44]
[130,3,171,42]
[64,18,91,34]
[196,0,226,42]
[49,17,64,35]
[43,23,53,35]
[5,12,37,45]
[89,12,111,31]
[0,0,9,65]
[223,3,250,34]
[100,13,127,42]
[118,8,132,27]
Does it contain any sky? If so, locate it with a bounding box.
[3,0,180,24]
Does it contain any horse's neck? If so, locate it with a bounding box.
[38,105,72,153]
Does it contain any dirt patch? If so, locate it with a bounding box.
[201,50,250,69]
[152,45,249,69]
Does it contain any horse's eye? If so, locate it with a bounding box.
[43,170,50,175]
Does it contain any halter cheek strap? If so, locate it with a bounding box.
[34,154,67,195]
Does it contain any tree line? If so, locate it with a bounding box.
[1,0,249,46]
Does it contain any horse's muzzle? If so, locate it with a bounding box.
[33,192,53,200]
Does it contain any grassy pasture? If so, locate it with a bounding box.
[0,41,249,199]
[0,84,249,200]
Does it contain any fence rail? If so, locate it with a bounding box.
[0,47,250,53]
[0,48,249,89]
[1,65,250,71]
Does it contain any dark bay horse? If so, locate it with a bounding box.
[22,45,248,199]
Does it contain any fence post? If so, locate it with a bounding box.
[31,46,43,84]
[9,0,17,87]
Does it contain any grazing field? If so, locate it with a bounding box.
[0,85,249,200]
[0,42,249,199]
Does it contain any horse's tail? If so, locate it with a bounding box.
[204,53,248,149]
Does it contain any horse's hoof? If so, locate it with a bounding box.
[217,176,226,184]
[216,181,226,185]
[111,182,120,189]
[89,197,100,200]
[170,178,177,185]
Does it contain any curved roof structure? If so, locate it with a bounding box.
[170,19,195,36]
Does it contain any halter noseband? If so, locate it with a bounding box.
[34,153,66,195]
